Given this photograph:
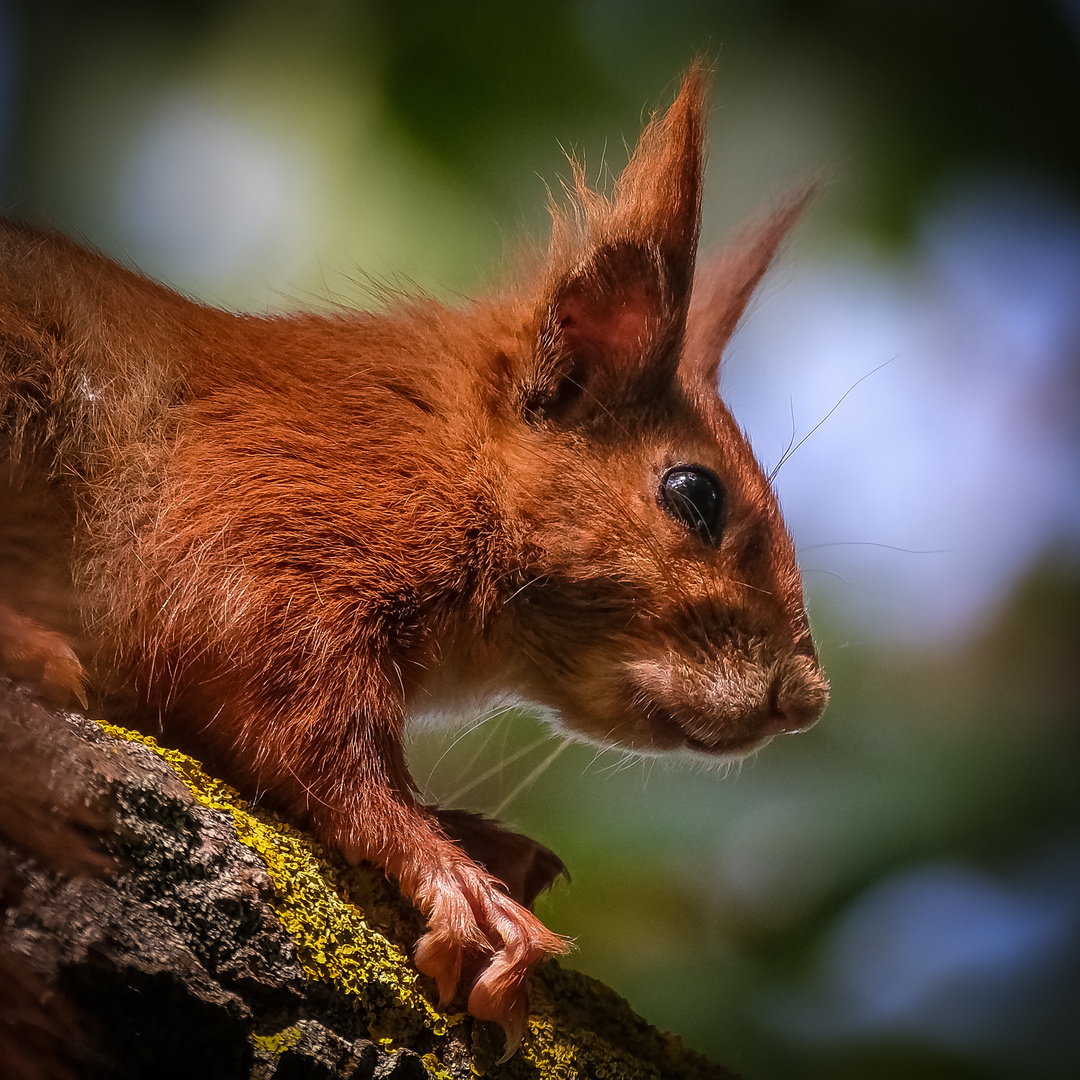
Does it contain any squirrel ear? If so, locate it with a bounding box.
[602,59,709,288]
[683,186,813,394]
[530,63,710,420]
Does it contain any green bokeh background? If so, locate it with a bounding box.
[3,3,1078,1078]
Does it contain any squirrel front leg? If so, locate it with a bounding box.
[377,799,569,1055]
[130,423,569,1053]
[228,680,570,1056]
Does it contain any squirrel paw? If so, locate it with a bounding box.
[0,605,88,708]
[413,860,570,1059]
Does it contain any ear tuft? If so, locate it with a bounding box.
[533,62,712,419]
[609,59,711,278]
[548,60,710,281]
[683,185,814,391]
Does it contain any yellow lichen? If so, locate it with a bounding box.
[423,1051,458,1080]
[251,1024,303,1056]
[95,720,730,1080]
[96,721,450,1058]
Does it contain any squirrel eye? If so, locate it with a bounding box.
[658,466,726,546]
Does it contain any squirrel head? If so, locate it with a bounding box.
[474,62,828,757]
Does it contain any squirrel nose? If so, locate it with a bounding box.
[764,676,819,735]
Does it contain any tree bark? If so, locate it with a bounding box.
[0,678,740,1080]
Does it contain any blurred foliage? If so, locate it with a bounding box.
[7,0,1080,241]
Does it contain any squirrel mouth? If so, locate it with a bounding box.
[643,703,774,757]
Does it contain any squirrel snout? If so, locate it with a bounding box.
[622,646,828,755]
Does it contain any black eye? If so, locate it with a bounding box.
[658,465,726,546]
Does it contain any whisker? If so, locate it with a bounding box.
[798,540,951,555]
[441,732,552,807]
[442,704,520,796]
[802,567,851,583]
[772,395,798,481]
[769,356,897,480]
[420,707,507,793]
[596,749,644,778]
[730,577,771,594]
[582,742,619,777]
[593,750,635,777]
[492,738,571,817]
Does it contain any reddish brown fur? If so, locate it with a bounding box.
[0,64,828,1053]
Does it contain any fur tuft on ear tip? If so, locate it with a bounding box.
[533,62,715,411]
[683,182,817,391]
[547,60,712,277]
[613,59,711,268]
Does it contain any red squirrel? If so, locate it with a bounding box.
[0,64,828,1054]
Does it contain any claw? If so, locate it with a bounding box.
[406,841,571,1059]
[467,962,529,1062]
[495,1006,528,1064]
